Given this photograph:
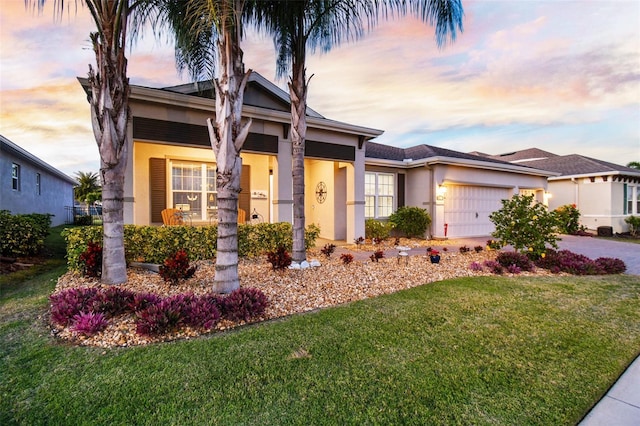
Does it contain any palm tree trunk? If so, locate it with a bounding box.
[290,60,308,263]
[87,4,131,285]
[208,16,251,293]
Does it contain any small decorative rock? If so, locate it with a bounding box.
[300,260,310,269]
[309,259,321,267]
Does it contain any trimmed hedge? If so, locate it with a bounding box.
[63,222,321,272]
[0,210,52,257]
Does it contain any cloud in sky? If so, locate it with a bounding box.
[0,0,638,176]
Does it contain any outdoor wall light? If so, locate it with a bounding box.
[436,184,447,201]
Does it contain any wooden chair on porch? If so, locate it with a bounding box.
[161,208,184,226]
[238,208,247,224]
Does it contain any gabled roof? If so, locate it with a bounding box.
[0,135,76,184]
[160,72,324,118]
[518,154,640,178]
[481,148,640,178]
[365,141,556,177]
[491,148,558,163]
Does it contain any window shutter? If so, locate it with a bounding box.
[239,165,251,215]
[149,158,166,223]
[623,183,628,215]
[397,174,405,208]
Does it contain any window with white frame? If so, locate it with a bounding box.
[625,184,640,215]
[365,172,395,218]
[170,161,217,221]
[11,163,20,191]
[36,173,41,195]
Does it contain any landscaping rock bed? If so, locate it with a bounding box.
[52,243,544,348]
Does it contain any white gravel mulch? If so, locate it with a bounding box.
[51,243,521,348]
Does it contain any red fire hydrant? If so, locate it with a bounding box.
[444,223,448,237]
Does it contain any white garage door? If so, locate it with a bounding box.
[444,186,510,238]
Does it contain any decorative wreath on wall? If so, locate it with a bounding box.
[315,181,327,204]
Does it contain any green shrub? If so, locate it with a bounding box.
[0,210,51,257]
[365,219,393,241]
[489,194,560,258]
[64,222,321,272]
[389,207,431,238]
[625,215,640,236]
[554,204,581,234]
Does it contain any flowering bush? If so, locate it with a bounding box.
[489,194,560,258]
[71,312,108,336]
[159,250,197,285]
[554,204,581,234]
[79,242,102,278]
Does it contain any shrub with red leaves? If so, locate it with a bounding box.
[267,246,292,271]
[340,253,354,264]
[221,288,268,322]
[135,295,185,336]
[370,250,384,262]
[50,287,100,326]
[79,242,102,278]
[71,312,108,336]
[595,257,626,274]
[181,294,221,329]
[159,250,197,285]
[131,292,162,312]
[535,249,626,275]
[496,251,535,272]
[91,287,135,318]
[483,260,504,274]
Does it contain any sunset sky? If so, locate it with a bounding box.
[1,0,639,177]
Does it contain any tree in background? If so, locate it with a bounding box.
[74,171,102,204]
[252,0,464,262]
[626,161,640,170]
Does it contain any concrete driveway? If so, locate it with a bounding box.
[555,235,640,275]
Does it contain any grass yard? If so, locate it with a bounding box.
[2,251,640,426]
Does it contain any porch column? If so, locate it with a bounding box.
[272,137,293,223]
[346,147,366,243]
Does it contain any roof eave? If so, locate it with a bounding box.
[79,78,383,140]
[548,170,640,181]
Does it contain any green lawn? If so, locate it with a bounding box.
[2,262,639,425]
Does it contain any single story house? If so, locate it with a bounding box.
[365,143,555,238]
[477,148,640,233]
[0,135,76,226]
[78,73,554,241]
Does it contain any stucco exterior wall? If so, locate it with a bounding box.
[0,148,74,226]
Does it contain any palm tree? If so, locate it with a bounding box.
[252,0,463,262]
[31,0,158,284]
[74,171,101,204]
[158,0,253,293]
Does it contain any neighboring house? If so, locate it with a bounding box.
[365,143,555,238]
[479,148,640,233]
[0,135,76,226]
[78,73,554,241]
